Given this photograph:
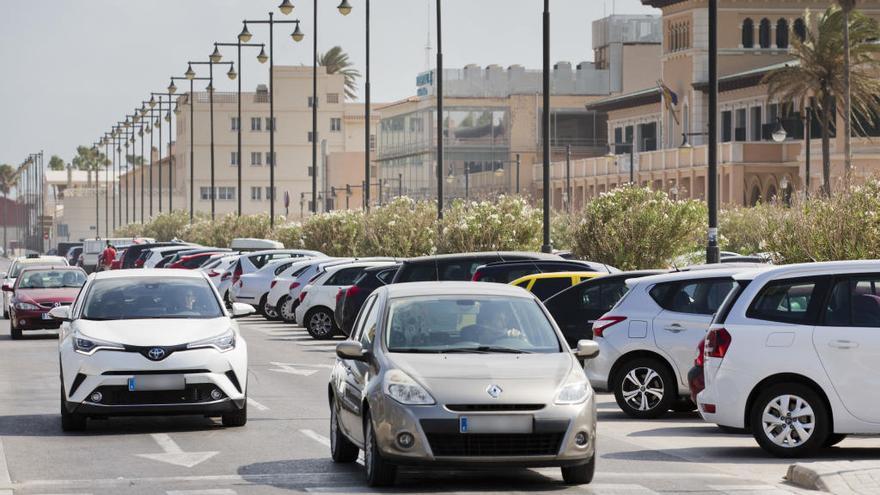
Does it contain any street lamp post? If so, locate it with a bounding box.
[541,0,551,253]
[213,41,266,217]
[168,77,208,223]
[241,13,304,228]
[706,0,720,264]
[436,0,444,220]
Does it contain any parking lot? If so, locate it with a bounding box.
[3,306,879,495]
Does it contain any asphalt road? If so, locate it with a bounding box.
[1,291,879,494]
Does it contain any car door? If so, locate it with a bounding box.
[338,294,379,444]
[814,274,880,424]
[652,278,735,385]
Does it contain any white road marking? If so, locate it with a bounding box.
[246,397,269,411]
[136,433,219,468]
[0,436,11,495]
[708,485,793,493]
[167,490,237,495]
[271,361,335,369]
[299,429,364,466]
[269,363,319,376]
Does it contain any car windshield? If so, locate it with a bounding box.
[385,296,561,354]
[18,270,86,289]
[81,277,224,320]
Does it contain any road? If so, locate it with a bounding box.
[1,304,879,494]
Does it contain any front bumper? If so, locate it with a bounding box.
[362,395,596,468]
[10,309,62,330]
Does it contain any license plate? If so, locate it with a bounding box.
[459,415,533,434]
[41,313,52,320]
[127,375,186,391]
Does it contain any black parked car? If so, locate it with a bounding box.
[335,264,399,336]
[544,270,665,347]
[392,252,560,283]
[472,259,616,283]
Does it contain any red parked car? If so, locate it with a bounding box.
[168,252,225,270]
[4,266,87,339]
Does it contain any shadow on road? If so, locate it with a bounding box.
[0,413,225,437]
[603,444,880,465]
[0,331,58,341]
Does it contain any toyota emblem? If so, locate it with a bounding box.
[147,347,166,361]
[486,384,503,399]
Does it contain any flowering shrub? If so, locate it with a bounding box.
[271,223,305,249]
[438,196,543,253]
[569,186,706,270]
[300,210,365,257]
[360,198,436,257]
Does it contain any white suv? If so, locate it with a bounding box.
[588,267,758,418]
[698,260,880,457]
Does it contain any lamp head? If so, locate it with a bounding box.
[494,167,505,177]
[227,65,237,80]
[168,80,178,94]
[278,0,294,15]
[185,64,196,80]
[337,0,352,15]
[771,119,787,143]
[148,95,156,108]
[210,46,222,63]
[238,24,253,43]
[257,47,269,63]
[165,111,172,123]
[291,24,304,42]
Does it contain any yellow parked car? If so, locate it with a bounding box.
[509,271,604,301]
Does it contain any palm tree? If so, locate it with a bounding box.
[72,145,107,187]
[318,46,361,100]
[763,6,880,196]
[0,164,18,257]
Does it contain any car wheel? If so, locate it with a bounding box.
[561,454,595,485]
[750,383,828,458]
[262,295,280,321]
[10,318,22,340]
[824,433,847,448]
[363,411,396,487]
[222,397,248,427]
[278,296,297,324]
[60,385,86,432]
[330,396,359,463]
[612,357,675,419]
[305,308,337,340]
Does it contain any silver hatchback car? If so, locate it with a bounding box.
[329,282,600,487]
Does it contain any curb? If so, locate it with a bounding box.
[786,461,880,494]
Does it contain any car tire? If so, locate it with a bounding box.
[10,319,22,340]
[363,411,396,487]
[60,385,86,432]
[330,396,359,463]
[750,383,829,458]
[612,357,676,419]
[222,398,248,427]
[261,295,280,321]
[305,308,337,340]
[561,454,595,485]
[278,296,297,324]
[824,433,847,448]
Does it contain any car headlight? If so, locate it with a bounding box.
[13,301,39,311]
[555,373,592,405]
[73,332,125,355]
[383,369,435,405]
[187,329,236,352]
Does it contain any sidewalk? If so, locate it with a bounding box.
[787,461,880,494]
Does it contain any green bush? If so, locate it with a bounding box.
[359,198,436,257]
[271,223,305,249]
[300,210,365,257]
[719,206,774,255]
[569,186,707,270]
[438,196,543,253]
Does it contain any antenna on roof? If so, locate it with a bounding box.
[425,0,432,71]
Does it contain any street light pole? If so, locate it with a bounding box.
[706,0,720,264]
[436,0,444,220]
[312,0,318,215]
[541,0,551,253]
[805,110,812,198]
[565,144,571,212]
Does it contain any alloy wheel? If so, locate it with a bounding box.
[309,311,333,337]
[761,394,815,449]
[621,367,664,411]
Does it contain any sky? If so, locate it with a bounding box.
[0,0,657,169]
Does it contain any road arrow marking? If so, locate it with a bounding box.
[136,433,218,468]
[270,362,334,369]
[299,429,363,466]
[268,362,333,376]
[246,398,269,411]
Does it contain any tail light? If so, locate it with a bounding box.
[231,263,243,285]
[694,339,705,367]
[472,271,483,281]
[705,328,732,359]
[335,288,344,304]
[208,270,220,278]
[289,281,300,290]
[299,291,308,302]
[346,285,361,298]
[592,316,627,338]
[221,271,231,281]
[270,280,278,289]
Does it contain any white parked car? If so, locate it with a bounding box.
[231,258,307,319]
[55,269,254,431]
[265,259,326,322]
[201,254,240,289]
[587,266,758,418]
[698,260,880,457]
[228,249,325,297]
[2,255,69,319]
[143,246,197,268]
[296,261,396,339]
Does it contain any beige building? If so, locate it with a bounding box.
[540,0,880,209]
[49,168,118,244]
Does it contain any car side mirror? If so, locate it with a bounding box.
[231,302,255,318]
[0,272,6,279]
[575,340,600,360]
[48,306,71,321]
[336,341,370,362]
[1,284,13,293]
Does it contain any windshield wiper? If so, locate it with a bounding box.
[473,346,533,354]
[388,348,445,354]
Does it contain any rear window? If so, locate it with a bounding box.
[377,267,397,284]
[274,261,295,276]
[747,277,824,324]
[713,280,751,324]
[649,278,735,316]
[530,277,571,300]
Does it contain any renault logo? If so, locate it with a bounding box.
[486,384,503,399]
[147,347,166,361]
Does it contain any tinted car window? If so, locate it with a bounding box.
[82,278,223,320]
[748,278,820,324]
[274,261,295,276]
[438,260,486,281]
[18,270,86,289]
[825,276,880,327]
[377,268,397,284]
[397,263,436,282]
[530,277,571,300]
[651,278,735,315]
[326,267,364,286]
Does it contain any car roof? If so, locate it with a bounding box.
[364,263,401,273]
[19,265,82,273]
[91,268,207,280]
[732,259,880,282]
[323,261,396,273]
[17,256,66,263]
[245,249,325,257]
[511,271,604,284]
[628,266,761,287]
[403,251,560,263]
[382,281,534,299]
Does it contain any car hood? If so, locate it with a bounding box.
[389,352,574,404]
[73,317,232,347]
[15,288,80,304]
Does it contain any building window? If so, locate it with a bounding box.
[308,96,317,108]
[776,19,789,49]
[265,152,276,166]
[251,152,262,166]
[794,18,807,42]
[265,187,275,200]
[200,187,214,200]
[217,187,236,201]
[369,134,376,151]
[251,117,262,131]
[750,106,762,141]
[250,186,261,200]
[230,151,239,166]
[308,131,316,143]
[231,117,240,131]
[330,118,342,132]
[265,117,276,131]
[759,18,771,48]
[326,93,340,104]
[735,108,747,142]
[613,127,623,145]
[742,18,754,48]
[308,166,314,177]
[668,21,691,53]
[721,111,732,142]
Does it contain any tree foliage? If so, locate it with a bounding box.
[318,46,361,100]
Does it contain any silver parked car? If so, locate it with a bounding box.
[329,282,600,487]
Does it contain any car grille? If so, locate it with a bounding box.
[445,404,545,412]
[425,433,563,457]
[38,302,71,309]
[88,384,223,406]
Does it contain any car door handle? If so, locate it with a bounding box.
[664,324,685,333]
[829,340,859,349]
